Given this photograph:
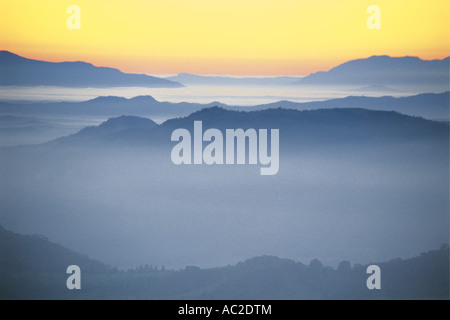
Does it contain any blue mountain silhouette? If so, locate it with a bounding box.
[166,73,301,86]
[1,225,448,299]
[255,92,450,121]
[52,106,448,148]
[0,225,109,274]
[1,92,448,122]
[0,51,183,88]
[298,55,449,87]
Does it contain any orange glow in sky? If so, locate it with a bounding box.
[1,0,449,75]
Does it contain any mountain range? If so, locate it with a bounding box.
[1,91,447,146]
[1,106,448,274]
[167,55,449,91]
[48,106,448,152]
[1,52,449,284]
[1,52,448,91]
[253,91,450,121]
[1,91,447,121]
[0,51,182,88]
[166,73,302,86]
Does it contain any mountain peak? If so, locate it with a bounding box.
[130,95,158,103]
[0,50,24,61]
[98,115,158,131]
[189,106,230,117]
[67,115,159,143]
[299,55,449,87]
[86,95,158,104]
[88,96,128,103]
[0,50,18,56]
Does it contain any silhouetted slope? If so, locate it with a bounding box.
[37,106,446,162]
[0,95,205,119]
[298,55,449,87]
[166,73,301,86]
[256,92,450,121]
[0,226,447,299]
[203,248,449,300]
[50,114,163,147]
[0,225,111,299]
[0,225,110,273]
[1,92,447,124]
[68,115,158,143]
[167,56,449,88]
[0,51,182,88]
[2,52,447,88]
[45,106,448,150]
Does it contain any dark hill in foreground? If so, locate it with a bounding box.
[0,225,110,274]
[0,226,448,300]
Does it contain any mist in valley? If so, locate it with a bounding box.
[0,127,447,270]
[0,54,448,271]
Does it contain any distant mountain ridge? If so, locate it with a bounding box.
[255,91,450,121]
[0,51,183,88]
[0,91,448,121]
[0,91,447,146]
[166,56,450,90]
[166,73,302,86]
[298,55,449,89]
[2,52,447,89]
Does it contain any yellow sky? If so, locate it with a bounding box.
[1,0,449,75]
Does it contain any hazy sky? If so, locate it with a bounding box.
[1,0,449,75]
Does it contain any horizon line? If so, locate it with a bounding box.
[3,50,449,78]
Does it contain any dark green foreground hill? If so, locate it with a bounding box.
[0,226,448,299]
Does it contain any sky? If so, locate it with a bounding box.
[1,0,449,75]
